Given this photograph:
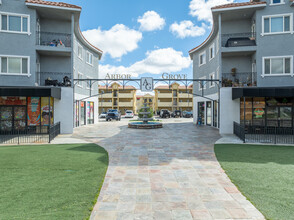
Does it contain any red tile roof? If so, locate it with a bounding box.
[98,85,136,90]
[211,1,266,10]
[155,85,193,90]
[25,0,81,9]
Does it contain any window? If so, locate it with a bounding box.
[77,72,83,87]
[209,73,215,88]
[0,56,29,76]
[209,44,215,60]
[262,14,292,35]
[263,56,293,76]
[199,51,206,66]
[270,0,285,5]
[78,44,83,60]
[0,12,30,34]
[199,77,206,91]
[86,51,93,65]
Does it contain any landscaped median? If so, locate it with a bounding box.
[215,144,294,220]
[0,144,108,220]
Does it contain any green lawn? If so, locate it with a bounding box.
[0,144,108,220]
[215,144,294,220]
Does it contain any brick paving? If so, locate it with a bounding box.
[69,118,264,220]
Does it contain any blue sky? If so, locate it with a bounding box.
[52,0,244,82]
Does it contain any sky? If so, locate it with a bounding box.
[51,0,244,92]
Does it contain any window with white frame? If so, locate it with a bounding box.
[262,14,292,35]
[263,56,293,76]
[78,44,83,60]
[209,73,215,87]
[199,77,206,91]
[86,51,93,65]
[0,12,30,34]
[0,56,29,76]
[270,0,285,5]
[209,44,215,60]
[199,51,206,66]
[77,72,83,87]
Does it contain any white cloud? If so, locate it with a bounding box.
[137,11,166,31]
[170,20,206,38]
[99,48,191,78]
[189,0,234,24]
[82,24,142,59]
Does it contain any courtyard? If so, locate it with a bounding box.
[52,118,265,220]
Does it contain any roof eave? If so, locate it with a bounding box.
[25,2,82,12]
[211,3,266,12]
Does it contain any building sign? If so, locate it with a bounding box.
[105,73,132,79]
[162,73,187,79]
[254,108,265,118]
[141,77,153,92]
[41,97,54,126]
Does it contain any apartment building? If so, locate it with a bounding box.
[154,83,193,113]
[0,0,102,134]
[189,0,294,134]
[98,83,136,115]
[136,94,155,114]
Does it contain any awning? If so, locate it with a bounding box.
[232,87,294,100]
[0,87,61,99]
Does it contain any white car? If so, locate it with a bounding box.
[99,112,107,118]
[125,110,134,118]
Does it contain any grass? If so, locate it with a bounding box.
[215,144,294,220]
[0,144,108,220]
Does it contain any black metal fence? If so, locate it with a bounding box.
[222,72,257,87]
[0,122,61,145]
[222,32,256,47]
[234,122,294,144]
[36,31,71,48]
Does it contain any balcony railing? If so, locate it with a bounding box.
[222,72,257,87]
[36,31,71,48]
[38,72,72,87]
[222,32,256,47]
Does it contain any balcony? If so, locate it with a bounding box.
[222,32,256,48]
[157,102,171,107]
[119,101,133,107]
[222,72,257,87]
[36,31,71,48]
[178,93,192,98]
[178,102,192,107]
[157,93,172,98]
[99,102,112,107]
[100,93,112,98]
[38,72,72,87]
[119,93,133,98]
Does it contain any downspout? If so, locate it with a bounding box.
[71,13,75,129]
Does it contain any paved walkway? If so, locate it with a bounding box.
[55,118,264,220]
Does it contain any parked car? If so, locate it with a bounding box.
[171,110,182,118]
[160,109,171,118]
[125,110,134,118]
[99,112,107,118]
[106,112,121,121]
[108,109,121,118]
[183,111,193,118]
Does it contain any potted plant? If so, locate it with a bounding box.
[231,68,237,77]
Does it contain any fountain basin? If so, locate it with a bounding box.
[128,121,163,129]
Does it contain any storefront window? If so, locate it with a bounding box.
[87,102,94,124]
[41,97,54,126]
[240,98,253,125]
[213,101,218,127]
[198,102,205,125]
[27,97,41,126]
[206,101,212,126]
[81,101,86,125]
[75,101,79,127]
[253,98,265,126]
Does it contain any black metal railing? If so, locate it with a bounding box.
[49,122,60,143]
[36,31,71,48]
[222,72,257,87]
[0,122,60,145]
[234,122,294,144]
[222,32,256,47]
[234,122,245,142]
[38,72,72,87]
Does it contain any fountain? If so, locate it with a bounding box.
[128,103,163,129]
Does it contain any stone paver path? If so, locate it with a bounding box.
[65,118,264,220]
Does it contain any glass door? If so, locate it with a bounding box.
[0,106,13,132]
[14,106,26,130]
[206,101,212,126]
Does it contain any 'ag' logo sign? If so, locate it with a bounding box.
[141,77,153,92]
